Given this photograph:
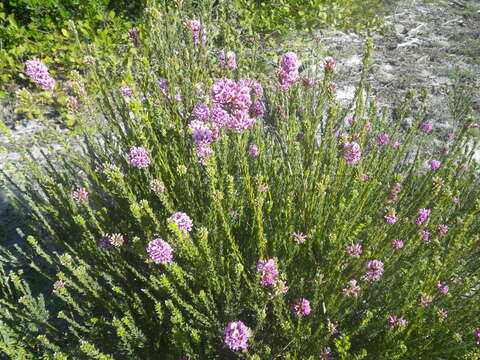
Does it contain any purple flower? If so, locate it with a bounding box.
[420,230,430,242]
[127,147,151,168]
[186,19,207,46]
[390,183,401,201]
[421,122,433,133]
[414,208,431,226]
[384,209,398,224]
[120,85,133,97]
[324,57,336,72]
[71,187,89,203]
[227,110,256,132]
[474,328,480,345]
[342,279,361,297]
[248,144,259,158]
[99,234,113,251]
[158,78,169,95]
[348,243,362,256]
[169,212,193,234]
[278,52,300,91]
[147,238,173,264]
[388,315,406,329]
[257,259,279,286]
[193,103,210,121]
[211,78,237,104]
[219,51,237,70]
[342,142,361,165]
[363,260,384,282]
[437,224,449,237]
[293,298,311,316]
[25,58,55,90]
[210,105,230,128]
[390,140,400,149]
[429,159,441,170]
[252,101,266,117]
[377,134,389,145]
[127,27,139,45]
[293,232,307,244]
[392,239,404,249]
[223,321,250,351]
[437,281,449,295]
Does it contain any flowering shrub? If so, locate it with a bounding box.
[1,3,479,359]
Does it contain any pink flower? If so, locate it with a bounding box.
[437,224,449,237]
[278,52,300,91]
[384,209,398,224]
[414,208,431,226]
[169,212,193,234]
[388,315,406,329]
[342,280,361,297]
[248,144,259,158]
[210,105,230,128]
[343,142,361,165]
[109,233,124,247]
[437,281,449,295]
[474,328,480,345]
[224,321,250,351]
[390,183,401,201]
[147,238,173,264]
[293,298,311,316]
[377,134,389,145]
[348,243,362,256]
[25,58,55,90]
[362,260,384,282]
[392,239,404,249]
[324,57,336,72]
[227,110,256,132]
[257,259,279,286]
[71,187,89,202]
[421,122,433,133]
[127,147,151,168]
[186,19,206,46]
[420,230,430,242]
[193,103,210,121]
[120,85,133,97]
[429,159,441,170]
[219,51,237,70]
[252,101,266,117]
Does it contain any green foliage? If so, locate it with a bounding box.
[1,1,479,359]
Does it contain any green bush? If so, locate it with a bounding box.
[1,2,480,359]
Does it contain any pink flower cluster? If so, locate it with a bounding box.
[248,144,259,158]
[429,159,441,170]
[414,208,431,226]
[71,187,89,203]
[388,315,406,329]
[186,19,207,46]
[147,238,173,264]
[343,279,361,297]
[390,183,401,201]
[348,243,362,256]
[169,212,193,234]
[188,78,264,162]
[421,122,433,133]
[384,209,398,224]
[293,298,311,316]
[377,134,389,146]
[127,147,151,168]
[25,58,55,90]
[474,328,480,345]
[120,85,133,97]
[437,281,449,295]
[343,142,361,165]
[219,51,237,70]
[437,224,449,237]
[257,259,279,286]
[223,321,250,351]
[362,260,384,282]
[278,52,300,91]
[392,239,404,249]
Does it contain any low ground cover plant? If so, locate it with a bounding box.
[1,2,480,359]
